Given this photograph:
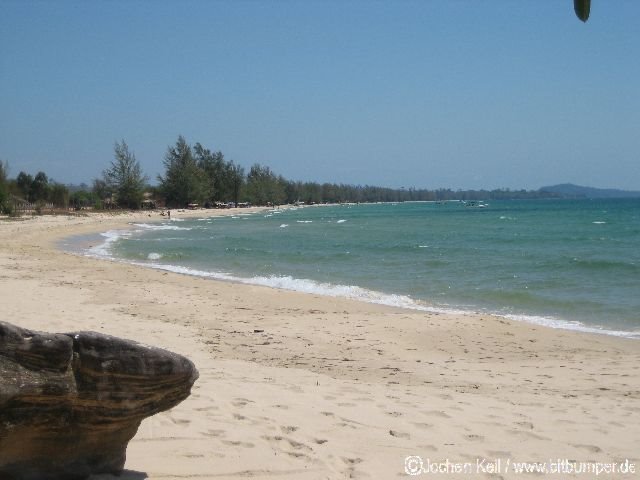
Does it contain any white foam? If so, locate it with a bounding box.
[504,313,640,339]
[337,219,347,223]
[87,230,131,257]
[145,265,640,339]
[132,223,192,231]
[83,244,640,340]
[132,261,473,318]
[297,220,313,223]
[247,275,429,310]
[148,236,187,242]
[79,229,640,341]
[280,224,289,228]
[592,221,607,224]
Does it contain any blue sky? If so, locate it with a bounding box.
[1,1,638,190]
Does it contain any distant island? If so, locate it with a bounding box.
[539,183,640,199]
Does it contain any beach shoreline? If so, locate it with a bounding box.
[1,210,639,479]
[59,204,640,341]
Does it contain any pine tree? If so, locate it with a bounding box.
[103,140,148,209]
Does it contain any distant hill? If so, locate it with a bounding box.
[539,183,640,199]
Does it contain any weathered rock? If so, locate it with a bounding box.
[0,321,198,480]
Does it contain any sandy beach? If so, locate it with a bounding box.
[1,209,639,479]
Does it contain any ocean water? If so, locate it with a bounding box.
[77,199,640,338]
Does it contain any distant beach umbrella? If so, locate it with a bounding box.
[574,0,591,22]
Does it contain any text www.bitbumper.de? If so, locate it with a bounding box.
[404,456,637,476]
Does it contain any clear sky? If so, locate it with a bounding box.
[1,1,638,190]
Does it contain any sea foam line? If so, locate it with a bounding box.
[81,233,640,340]
[133,223,192,231]
[87,230,131,257]
[138,264,640,338]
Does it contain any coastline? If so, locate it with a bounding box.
[1,210,639,479]
[65,204,640,341]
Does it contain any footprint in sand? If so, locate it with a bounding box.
[412,422,434,430]
[507,429,550,441]
[571,444,603,453]
[286,451,310,459]
[262,435,313,452]
[170,417,191,425]
[487,450,512,458]
[389,430,410,439]
[336,422,358,430]
[231,398,254,408]
[195,406,219,412]
[515,421,534,430]
[418,444,439,452]
[423,410,451,418]
[222,440,255,448]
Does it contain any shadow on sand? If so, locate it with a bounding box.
[90,470,148,480]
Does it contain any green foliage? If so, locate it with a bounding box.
[70,189,98,210]
[276,182,555,205]
[13,170,54,205]
[193,143,223,202]
[16,171,33,201]
[244,164,286,206]
[92,178,109,200]
[228,162,245,206]
[3,203,16,216]
[102,140,148,209]
[48,183,69,208]
[0,161,9,214]
[160,138,246,207]
[158,136,207,208]
[31,171,49,202]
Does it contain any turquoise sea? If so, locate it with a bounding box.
[77,199,640,338]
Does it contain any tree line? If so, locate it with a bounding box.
[0,161,71,215]
[0,136,557,214]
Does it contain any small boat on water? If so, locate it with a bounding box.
[463,201,488,208]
